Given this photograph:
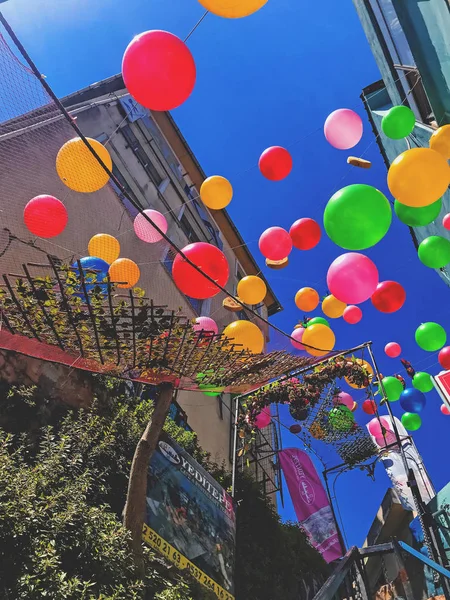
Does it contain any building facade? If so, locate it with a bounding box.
[0,62,282,478]
[353,0,450,286]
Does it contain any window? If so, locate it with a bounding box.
[121,124,163,186]
[179,212,200,243]
[193,200,223,249]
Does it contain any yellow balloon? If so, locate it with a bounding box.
[108,258,140,289]
[295,287,319,312]
[322,294,346,319]
[237,275,267,305]
[88,234,120,265]
[56,137,112,193]
[387,148,449,207]
[198,0,267,18]
[430,124,450,160]
[302,324,335,357]
[223,320,264,354]
[344,358,374,389]
[200,176,233,210]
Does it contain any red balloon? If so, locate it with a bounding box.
[343,305,362,324]
[289,424,302,434]
[259,146,293,181]
[385,342,401,358]
[443,214,450,231]
[441,404,450,416]
[24,195,68,238]
[122,30,196,111]
[289,218,321,250]
[438,346,450,370]
[259,226,293,261]
[371,280,406,313]
[362,399,377,415]
[172,242,229,299]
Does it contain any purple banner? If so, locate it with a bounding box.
[279,448,343,563]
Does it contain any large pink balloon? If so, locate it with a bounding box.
[290,327,305,350]
[336,391,353,409]
[368,416,392,438]
[374,430,397,447]
[324,109,363,150]
[193,316,218,336]
[258,227,293,261]
[134,209,168,243]
[385,342,401,358]
[327,253,379,304]
[254,407,271,429]
[343,305,362,324]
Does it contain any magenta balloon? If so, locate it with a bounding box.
[324,109,363,150]
[443,214,450,231]
[258,226,293,261]
[193,316,218,336]
[374,430,397,447]
[290,327,305,350]
[134,209,168,243]
[385,342,401,358]
[368,416,391,437]
[327,253,379,304]
[336,391,353,409]
[343,305,362,324]
[254,407,271,429]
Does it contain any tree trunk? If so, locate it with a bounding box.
[123,382,174,575]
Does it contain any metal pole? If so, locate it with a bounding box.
[231,396,240,498]
[323,469,346,556]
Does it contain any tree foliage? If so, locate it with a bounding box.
[0,376,327,599]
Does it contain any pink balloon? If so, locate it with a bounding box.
[134,209,168,243]
[193,316,218,336]
[374,430,397,447]
[441,404,450,415]
[327,253,379,304]
[368,416,392,438]
[343,305,362,324]
[336,391,353,409]
[324,109,363,150]
[385,342,401,358]
[258,226,293,261]
[290,327,305,350]
[443,214,450,231]
[254,407,271,429]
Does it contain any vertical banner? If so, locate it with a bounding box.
[279,448,343,563]
[367,416,435,511]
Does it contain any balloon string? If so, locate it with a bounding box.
[184,11,209,43]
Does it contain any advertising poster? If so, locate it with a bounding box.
[279,448,343,563]
[143,433,236,599]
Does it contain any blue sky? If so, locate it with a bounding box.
[2,0,449,548]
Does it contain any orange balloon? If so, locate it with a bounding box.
[430,124,450,160]
[108,258,140,289]
[387,148,449,207]
[295,287,319,312]
[302,323,335,357]
[345,358,374,389]
[322,294,346,318]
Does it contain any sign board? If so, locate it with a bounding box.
[119,96,148,122]
[433,370,450,411]
[143,433,236,599]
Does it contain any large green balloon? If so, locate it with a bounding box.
[394,198,442,227]
[415,322,447,352]
[418,236,450,268]
[381,106,416,139]
[379,376,403,402]
[324,184,392,250]
[329,405,354,432]
[307,316,330,328]
[412,372,434,393]
[401,412,422,431]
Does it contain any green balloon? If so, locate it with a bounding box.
[412,372,434,393]
[381,106,416,139]
[415,322,447,352]
[394,198,442,227]
[307,316,330,328]
[329,405,354,432]
[379,376,403,402]
[418,236,450,269]
[324,184,392,250]
[401,412,422,431]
